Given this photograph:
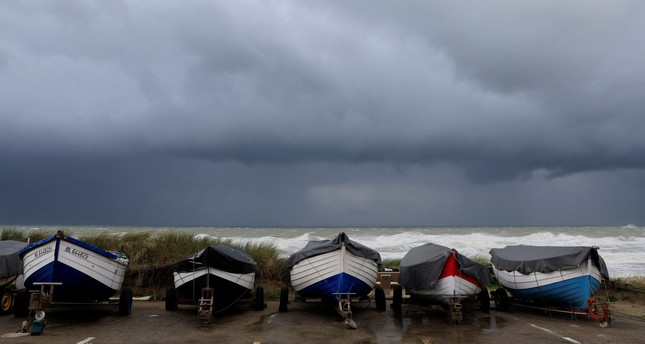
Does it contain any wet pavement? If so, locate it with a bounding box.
[1,300,644,343]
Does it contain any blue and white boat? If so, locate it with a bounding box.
[287,232,381,314]
[19,231,130,308]
[489,245,609,311]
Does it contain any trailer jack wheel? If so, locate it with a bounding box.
[0,290,12,313]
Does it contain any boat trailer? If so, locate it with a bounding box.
[19,282,61,335]
[447,297,463,323]
[587,296,612,327]
[391,285,468,324]
[492,289,612,327]
[197,287,214,324]
[279,288,371,329]
[15,281,133,335]
[334,292,357,329]
[166,285,265,325]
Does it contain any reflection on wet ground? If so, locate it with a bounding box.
[366,305,505,344]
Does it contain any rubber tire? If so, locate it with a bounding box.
[1,289,13,314]
[375,287,386,311]
[165,286,178,311]
[494,288,509,312]
[254,286,265,310]
[392,284,402,314]
[478,288,491,312]
[119,288,133,316]
[12,290,29,318]
[279,287,289,312]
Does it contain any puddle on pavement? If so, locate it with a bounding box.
[472,311,505,334]
[364,309,506,343]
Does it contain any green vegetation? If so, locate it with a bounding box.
[470,255,492,268]
[617,277,645,288]
[1,227,56,242]
[381,258,401,270]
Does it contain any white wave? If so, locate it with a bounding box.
[622,224,641,230]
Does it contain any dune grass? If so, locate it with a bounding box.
[381,258,401,270]
[1,227,58,242]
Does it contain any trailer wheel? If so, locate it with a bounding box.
[279,287,289,312]
[254,286,265,310]
[478,289,490,312]
[375,287,386,311]
[165,286,178,311]
[1,289,13,314]
[12,290,29,318]
[118,288,133,316]
[392,284,402,314]
[494,288,509,311]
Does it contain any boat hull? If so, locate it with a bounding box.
[493,258,602,310]
[407,254,483,305]
[173,267,254,310]
[21,236,127,302]
[290,246,378,300]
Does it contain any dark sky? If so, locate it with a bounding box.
[2,1,645,227]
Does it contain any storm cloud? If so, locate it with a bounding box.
[1,1,644,226]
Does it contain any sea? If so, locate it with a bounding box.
[6,225,644,279]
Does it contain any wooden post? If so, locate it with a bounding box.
[381,274,392,290]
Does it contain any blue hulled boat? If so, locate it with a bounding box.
[19,231,129,304]
[489,245,609,311]
[286,232,381,322]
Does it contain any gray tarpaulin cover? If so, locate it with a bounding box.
[489,245,609,279]
[399,243,492,290]
[0,240,27,280]
[172,245,256,274]
[287,232,382,269]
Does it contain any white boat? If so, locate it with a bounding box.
[288,232,381,301]
[18,231,132,315]
[489,245,609,311]
[284,232,381,327]
[399,244,491,307]
[165,245,260,316]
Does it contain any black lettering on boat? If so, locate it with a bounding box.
[34,246,53,258]
[70,248,90,260]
